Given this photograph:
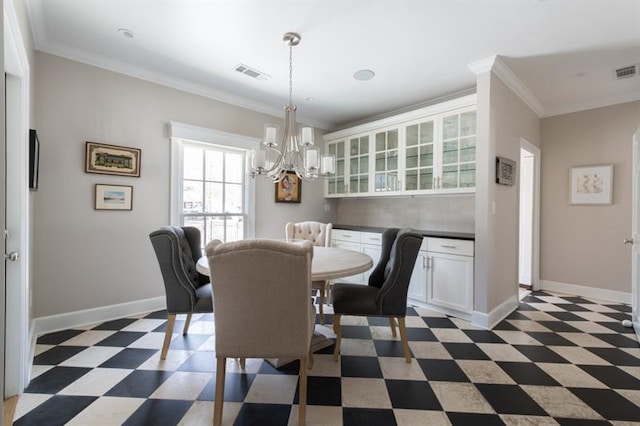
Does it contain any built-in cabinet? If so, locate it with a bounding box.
[324,95,477,198]
[332,229,474,318]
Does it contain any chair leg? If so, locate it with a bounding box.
[332,314,342,362]
[160,314,176,360]
[397,317,412,363]
[214,357,226,426]
[182,313,193,335]
[239,358,246,370]
[388,317,397,337]
[318,284,325,325]
[298,358,307,426]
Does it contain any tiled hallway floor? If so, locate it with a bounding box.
[13,291,640,425]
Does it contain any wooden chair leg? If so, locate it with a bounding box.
[333,314,342,362]
[398,317,411,363]
[318,284,325,324]
[388,317,397,337]
[160,314,176,360]
[182,313,193,335]
[298,358,307,426]
[239,358,246,370]
[214,357,226,426]
[307,351,315,370]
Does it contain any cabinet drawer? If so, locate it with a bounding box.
[332,229,361,243]
[360,232,382,245]
[427,238,474,256]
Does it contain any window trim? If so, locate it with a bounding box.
[169,121,258,239]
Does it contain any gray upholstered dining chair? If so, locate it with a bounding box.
[206,238,316,426]
[285,221,332,323]
[149,226,212,360]
[331,228,422,363]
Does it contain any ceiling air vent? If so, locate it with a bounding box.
[615,64,638,80]
[234,64,270,81]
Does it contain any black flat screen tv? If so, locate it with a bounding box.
[29,129,39,191]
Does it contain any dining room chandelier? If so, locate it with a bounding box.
[249,32,335,183]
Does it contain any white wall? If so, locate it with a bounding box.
[540,101,640,297]
[33,52,335,318]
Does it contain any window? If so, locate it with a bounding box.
[181,142,246,243]
[170,122,257,247]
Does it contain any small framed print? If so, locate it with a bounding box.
[496,156,516,186]
[570,164,613,205]
[95,184,133,210]
[86,141,141,177]
[275,171,301,203]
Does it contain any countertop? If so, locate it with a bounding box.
[333,224,475,241]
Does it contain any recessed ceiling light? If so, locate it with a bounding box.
[117,28,134,39]
[305,97,315,102]
[353,69,375,81]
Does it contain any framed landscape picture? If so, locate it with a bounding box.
[95,184,133,210]
[275,171,301,203]
[86,141,141,177]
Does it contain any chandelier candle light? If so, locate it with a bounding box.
[249,32,335,182]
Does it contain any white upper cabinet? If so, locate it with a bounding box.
[324,95,476,198]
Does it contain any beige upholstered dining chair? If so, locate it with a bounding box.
[206,239,316,426]
[285,221,332,324]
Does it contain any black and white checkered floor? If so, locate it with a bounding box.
[12,291,640,425]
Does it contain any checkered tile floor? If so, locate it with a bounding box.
[13,291,640,425]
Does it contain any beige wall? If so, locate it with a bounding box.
[336,195,474,233]
[475,72,541,316]
[540,101,640,294]
[33,52,334,318]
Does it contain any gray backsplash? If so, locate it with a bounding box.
[336,195,475,233]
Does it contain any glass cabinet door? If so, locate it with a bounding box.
[374,128,399,192]
[440,110,476,190]
[405,120,435,191]
[326,140,346,195]
[348,135,370,194]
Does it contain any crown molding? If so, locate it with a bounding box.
[468,55,544,118]
[542,92,640,118]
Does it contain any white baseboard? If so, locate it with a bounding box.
[539,280,631,304]
[472,294,519,330]
[32,296,166,337]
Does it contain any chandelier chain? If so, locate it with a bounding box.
[288,43,293,106]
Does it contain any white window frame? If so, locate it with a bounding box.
[169,121,258,239]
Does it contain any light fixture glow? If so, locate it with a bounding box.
[249,32,335,182]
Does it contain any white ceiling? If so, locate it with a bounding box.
[26,0,640,130]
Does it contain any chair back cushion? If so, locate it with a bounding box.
[149,226,204,312]
[375,228,423,315]
[285,221,332,247]
[207,239,314,359]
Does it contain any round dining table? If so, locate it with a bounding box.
[196,245,373,281]
[196,244,374,367]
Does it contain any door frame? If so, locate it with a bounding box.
[519,137,540,291]
[4,0,31,396]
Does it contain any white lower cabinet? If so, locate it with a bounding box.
[333,230,475,318]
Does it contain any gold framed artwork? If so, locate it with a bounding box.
[275,171,301,203]
[95,184,133,210]
[85,141,141,177]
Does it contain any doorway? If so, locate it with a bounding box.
[518,138,540,293]
[4,0,31,399]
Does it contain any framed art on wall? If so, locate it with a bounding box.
[275,171,301,203]
[570,164,613,205]
[29,129,40,190]
[496,156,516,186]
[86,141,141,177]
[95,184,133,210]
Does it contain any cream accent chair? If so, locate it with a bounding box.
[285,221,333,324]
[206,239,316,426]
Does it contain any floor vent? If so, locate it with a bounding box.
[615,64,638,79]
[234,64,270,81]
